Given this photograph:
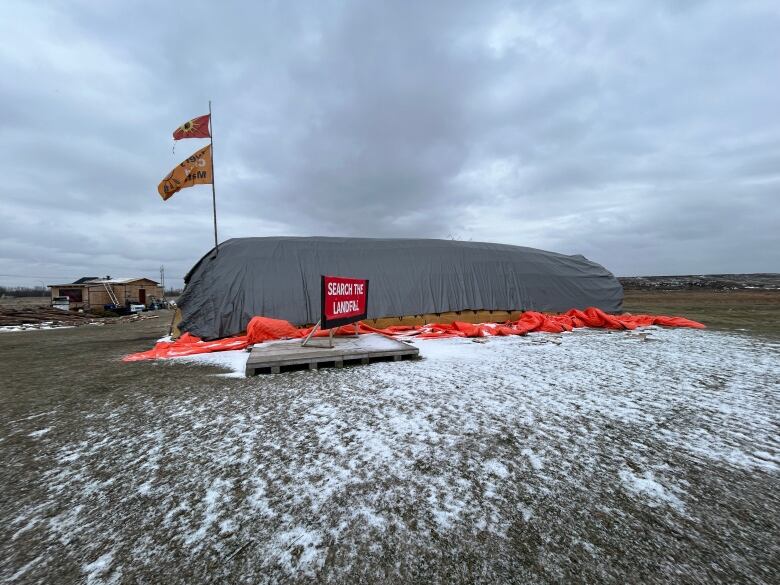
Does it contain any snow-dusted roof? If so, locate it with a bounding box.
[49,277,160,287]
[93,277,159,284]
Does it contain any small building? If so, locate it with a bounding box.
[48,277,164,311]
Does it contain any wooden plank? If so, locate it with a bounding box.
[247,349,418,368]
[248,345,417,361]
[245,333,419,376]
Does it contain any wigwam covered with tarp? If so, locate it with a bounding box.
[175,237,623,340]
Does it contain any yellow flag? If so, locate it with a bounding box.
[158,144,212,201]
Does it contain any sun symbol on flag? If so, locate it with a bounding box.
[180,119,198,134]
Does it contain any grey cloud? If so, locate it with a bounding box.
[1,0,778,288]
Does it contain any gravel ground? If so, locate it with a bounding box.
[1,314,778,584]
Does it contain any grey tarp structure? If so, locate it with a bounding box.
[178,237,623,340]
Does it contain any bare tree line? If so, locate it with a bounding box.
[0,286,184,298]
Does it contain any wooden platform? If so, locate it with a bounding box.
[245,333,419,376]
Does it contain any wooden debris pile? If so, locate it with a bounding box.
[120,313,159,323]
[0,306,160,330]
[0,307,99,327]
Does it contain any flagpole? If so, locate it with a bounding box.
[209,100,219,254]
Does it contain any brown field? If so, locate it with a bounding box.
[0,296,50,309]
[622,289,780,338]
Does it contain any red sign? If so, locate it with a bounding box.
[321,275,369,329]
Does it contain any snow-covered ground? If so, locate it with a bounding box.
[2,327,779,583]
[173,347,251,378]
[0,322,75,332]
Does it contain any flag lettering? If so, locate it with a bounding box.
[158,144,212,200]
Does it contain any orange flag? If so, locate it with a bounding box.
[158,144,212,201]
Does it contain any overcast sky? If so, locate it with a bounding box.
[1,0,778,288]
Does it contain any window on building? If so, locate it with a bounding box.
[58,288,83,302]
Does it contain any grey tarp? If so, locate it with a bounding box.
[178,237,624,339]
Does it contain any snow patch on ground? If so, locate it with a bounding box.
[28,427,52,438]
[172,349,248,377]
[184,478,234,548]
[272,526,325,575]
[82,550,119,584]
[619,469,686,511]
[521,448,544,471]
[2,328,778,582]
[483,458,510,478]
[0,323,74,332]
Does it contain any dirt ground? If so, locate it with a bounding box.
[623,289,780,338]
[1,291,778,583]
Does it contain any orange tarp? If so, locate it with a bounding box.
[122,307,705,362]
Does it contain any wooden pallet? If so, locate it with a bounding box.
[245,333,419,376]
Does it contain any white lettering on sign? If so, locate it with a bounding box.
[328,282,365,296]
[326,282,365,296]
[331,300,361,315]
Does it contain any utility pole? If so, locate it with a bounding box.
[160,265,165,294]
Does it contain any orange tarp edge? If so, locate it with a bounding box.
[122,307,705,362]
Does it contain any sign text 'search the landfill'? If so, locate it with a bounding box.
[321,275,369,329]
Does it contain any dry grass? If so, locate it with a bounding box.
[623,289,780,338]
[0,296,50,309]
[1,292,778,583]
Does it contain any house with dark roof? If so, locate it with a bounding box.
[48,277,163,310]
